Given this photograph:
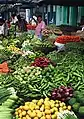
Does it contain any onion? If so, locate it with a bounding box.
[53,88,57,92]
[51,91,57,98]
[51,86,73,102]
[69,94,73,97]
[56,93,61,98]
[65,92,70,96]
[59,88,64,93]
[61,98,65,102]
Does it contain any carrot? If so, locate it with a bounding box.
[2,68,9,73]
[0,64,3,68]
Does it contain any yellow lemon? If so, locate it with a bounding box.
[60,102,65,107]
[35,106,39,110]
[29,106,35,110]
[45,109,51,115]
[55,104,59,108]
[32,100,38,103]
[23,106,29,110]
[51,114,56,119]
[50,100,55,103]
[59,107,63,112]
[19,106,23,109]
[30,111,37,118]
[55,111,58,116]
[15,111,18,115]
[25,102,30,105]
[37,101,43,106]
[55,100,59,103]
[53,107,58,112]
[22,117,26,119]
[67,106,71,110]
[19,113,22,118]
[26,115,31,119]
[51,108,55,113]
[63,106,67,110]
[45,106,50,110]
[46,115,51,119]
[34,117,39,119]
[18,109,22,114]
[42,112,45,116]
[16,108,19,111]
[22,111,26,116]
[39,99,44,103]
[41,116,46,119]
[31,102,35,105]
[50,103,55,108]
[45,102,50,107]
[58,101,61,103]
[27,110,32,115]
[45,98,49,101]
[40,106,45,111]
[37,112,43,118]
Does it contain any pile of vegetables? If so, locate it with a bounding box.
[7,44,21,53]
[0,86,23,119]
[0,87,12,104]
[15,98,72,119]
[0,64,69,99]
[0,62,10,73]
[42,25,62,37]
[0,32,84,119]
[26,24,36,30]
[55,36,80,44]
[68,91,84,117]
[51,86,73,102]
[0,94,23,119]
[57,110,78,119]
[31,57,51,68]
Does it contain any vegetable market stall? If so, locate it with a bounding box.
[0,32,84,119]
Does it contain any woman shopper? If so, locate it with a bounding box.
[35,15,46,39]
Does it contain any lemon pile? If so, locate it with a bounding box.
[7,45,20,53]
[15,98,71,119]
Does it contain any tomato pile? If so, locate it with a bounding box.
[56,36,80,44]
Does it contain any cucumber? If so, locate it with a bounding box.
[0,106,13,111]
[2,101,14,108]
[0,114,12,119]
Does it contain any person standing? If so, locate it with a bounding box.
[35,15,46,39]
[11,14,18,24]
[0,19,8,37]
[16,15,27,32]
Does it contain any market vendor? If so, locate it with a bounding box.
[11,14,18,24]
[15,15,27,32]
[54,35,80,52]
[35,15,46,39]
[0,19,8,37]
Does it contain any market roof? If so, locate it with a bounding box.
[38,0,84,6]
[0,0,84,6]
[0,0,32,4]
